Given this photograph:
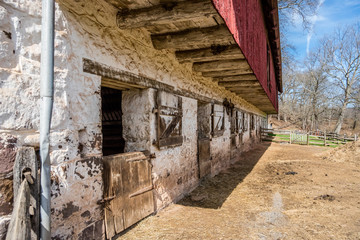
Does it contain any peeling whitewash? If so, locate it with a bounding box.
[0,0,266,238]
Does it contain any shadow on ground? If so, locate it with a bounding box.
[178,142,271,209]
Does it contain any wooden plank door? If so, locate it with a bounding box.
[197,102,211,178]
[230,110,237,159]
[103,152,154,239]
[198,139,211,178]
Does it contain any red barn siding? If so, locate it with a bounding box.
[212,0,279,112]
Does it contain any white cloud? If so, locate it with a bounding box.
[306,0,326,56]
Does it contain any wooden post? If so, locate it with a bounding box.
[289,131,292,144]
[6,179,31,240]
[12,147,39,239]
[355,134,357,141]
[324,131,327,146]
[307,133,309,145]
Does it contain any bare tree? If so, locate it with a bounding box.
[303,47,330,130]
[323,25,360,134]
[352,86,360,130]
[278,0,320,28]
[277,0,322,125]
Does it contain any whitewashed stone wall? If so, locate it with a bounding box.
[0,0,266,238]
[150,93,199,209]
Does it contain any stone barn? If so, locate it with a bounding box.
[0,0,281,238]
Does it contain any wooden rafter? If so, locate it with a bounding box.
[214,74,257,82]
[228,88,264,93]
[175,45,244,63]
[218,80,260,87]
[193,59,248,72]
[202,69,253,78]
[151,25,235,50]
[117,0,217,29]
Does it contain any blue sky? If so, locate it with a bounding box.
[285,0,360,61]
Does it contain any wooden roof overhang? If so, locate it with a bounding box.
[107,0,280,113]
[262,0,282,93]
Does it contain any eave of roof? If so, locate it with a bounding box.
[262,0,283,93]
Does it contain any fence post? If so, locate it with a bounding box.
[289,131,292,144]
[355,134,357,142]
[307,133,309,145]
[324,131,327,146]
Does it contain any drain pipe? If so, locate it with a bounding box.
[40,0,55,239]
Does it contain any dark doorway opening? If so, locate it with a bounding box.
[197,101,211,179]
[101,86,125,156]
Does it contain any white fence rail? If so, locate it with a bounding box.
[261,128,358,147]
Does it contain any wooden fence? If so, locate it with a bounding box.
[261,128,358,147]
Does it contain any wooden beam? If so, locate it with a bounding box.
[202,68,253,77]
[226,88,262,95]
[242,95,269,99]
[102,77,146,91]
[230,86,264,90]
[117,0,217,29]
[83,58,224,105]
[218,80,260,87]
[214,74,257,82]
[151,25,235,50]
[193,59,248,72]
[243,98,270,102]
[239,94,268,98]
[228,88,264,93]
[175,45,244,63]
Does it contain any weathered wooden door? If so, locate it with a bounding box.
[103,152,154,239]
[198,139,211,178]
[230,110,238,159]
[197,102,211,178]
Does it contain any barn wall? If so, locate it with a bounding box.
[0,0,265,238]
[150,93,199,209]
[212,0,279,111]
[210,106,231,176]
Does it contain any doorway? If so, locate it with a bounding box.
[197,101,211,179]
[100,84,154,239]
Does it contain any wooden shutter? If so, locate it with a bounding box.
[211,104,225,137]
[230,109,236,135]
[234,111,239,134]
[238,111,243,132]
[243,113,248,131]
[251,115,255,130]
[155,91,183,148]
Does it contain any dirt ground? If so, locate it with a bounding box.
[117,142,360,240]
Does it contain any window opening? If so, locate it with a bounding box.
[101,86,125,156]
